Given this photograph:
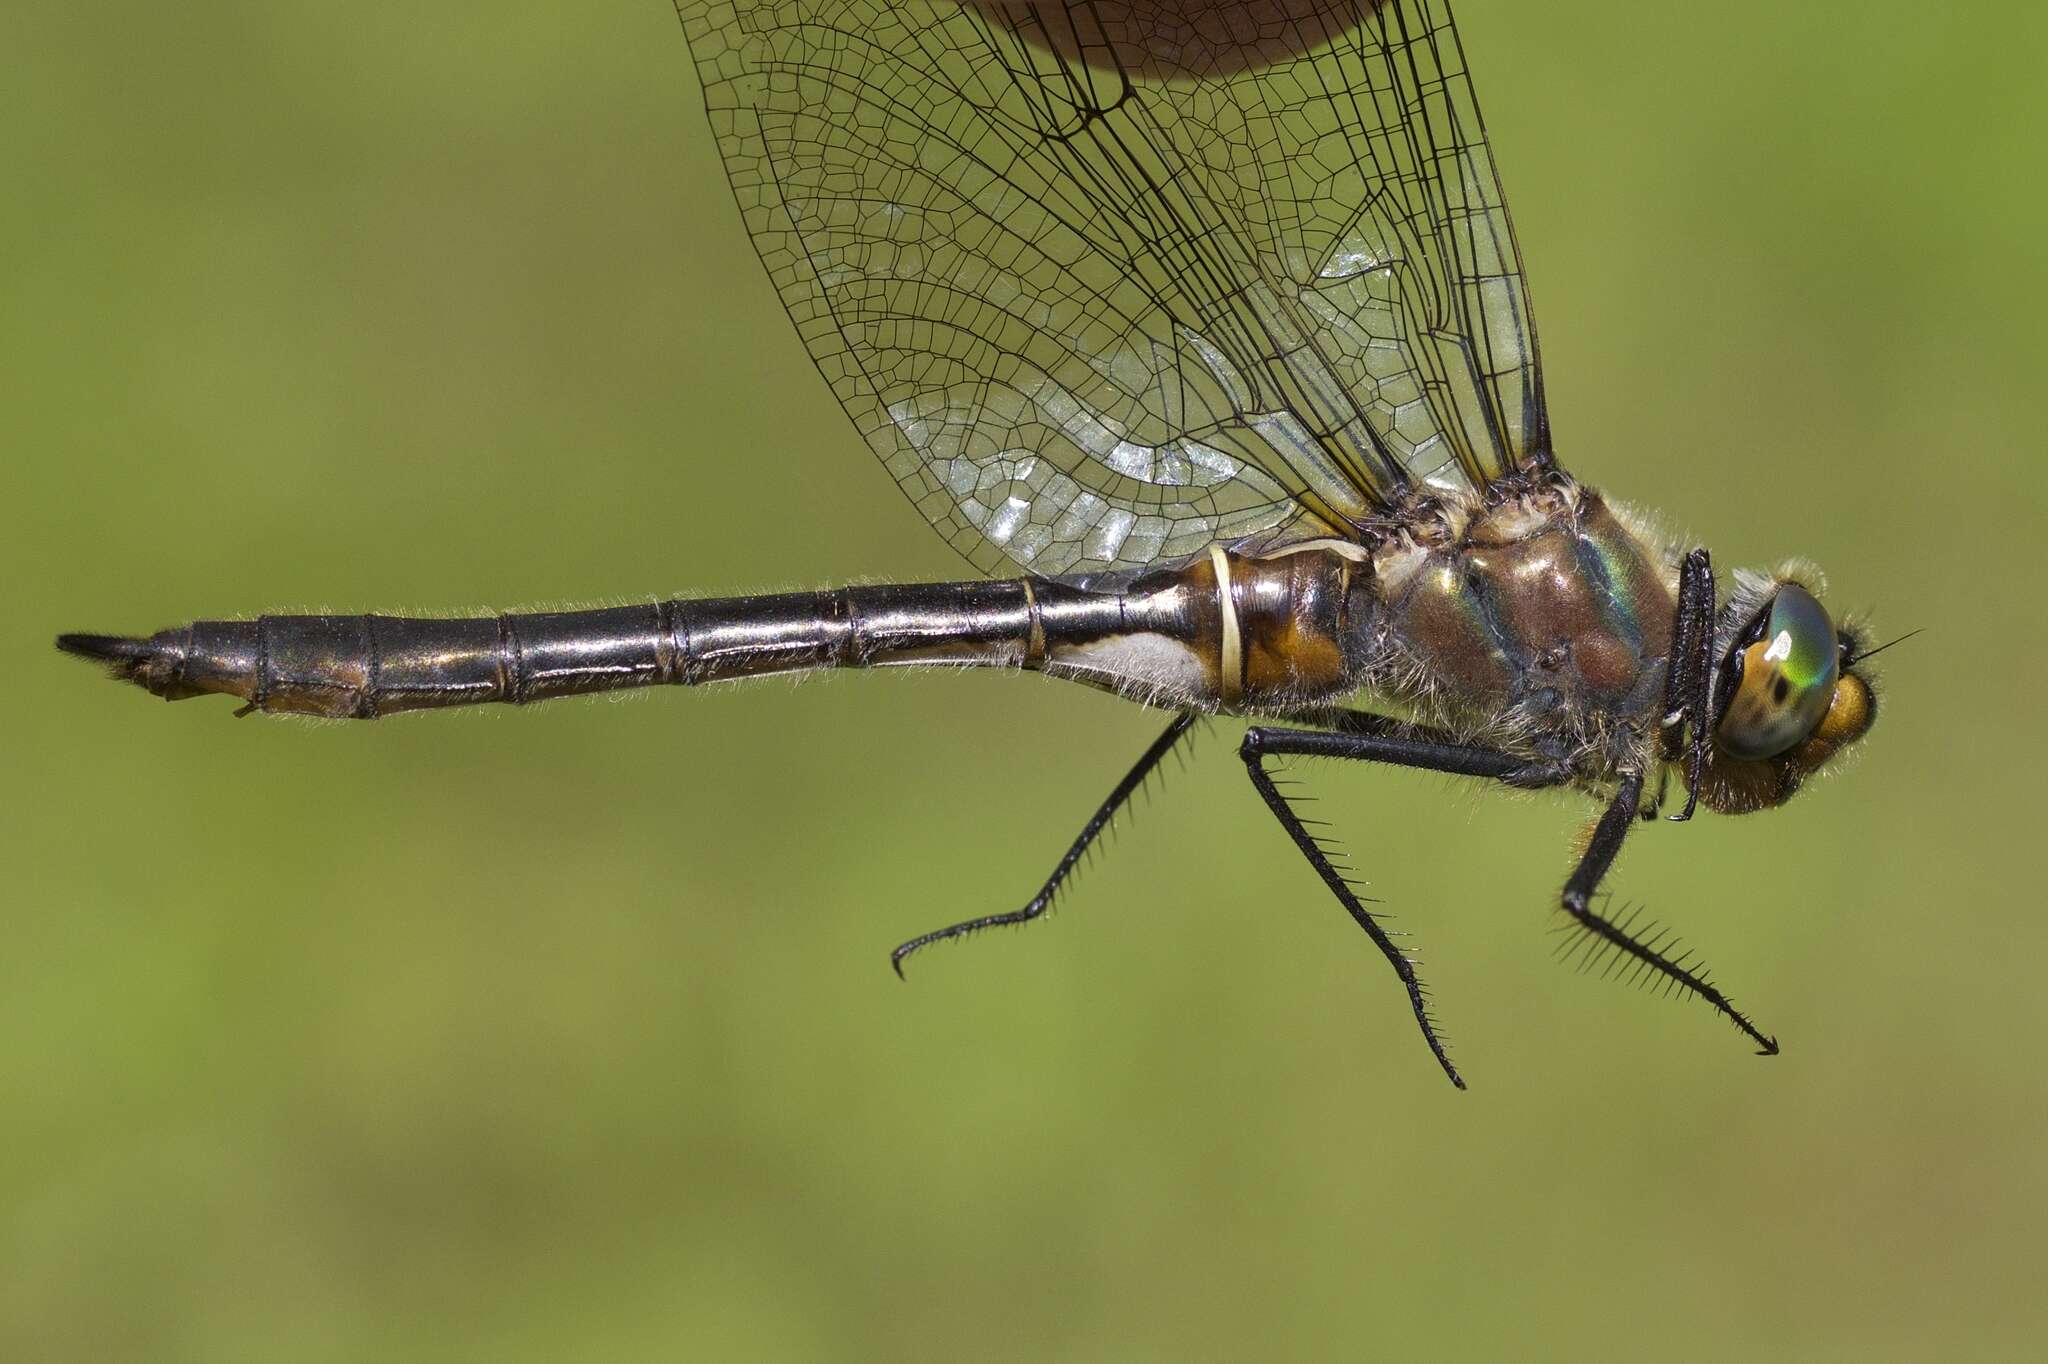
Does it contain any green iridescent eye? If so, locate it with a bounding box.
[1715,584,1841,761]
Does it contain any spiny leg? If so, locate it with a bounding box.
[1263,710,1572,789]
[890,712,1196,976]
[1665,547,1717,821]
[1243,717,1774,1074]
[1559,771,1778,1054]
[1237,721,1550,1090]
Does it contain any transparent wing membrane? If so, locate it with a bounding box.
[677,0,1551,575]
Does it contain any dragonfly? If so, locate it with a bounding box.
[56,0,1886,1088]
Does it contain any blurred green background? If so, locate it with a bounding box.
[6,2,2045,1359]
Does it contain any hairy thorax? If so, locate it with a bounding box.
[1364,478,1679,777]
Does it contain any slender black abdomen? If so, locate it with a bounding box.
[56,571,1233,718]
[59,583,1032,718]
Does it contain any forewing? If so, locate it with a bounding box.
[675,0,1551,576]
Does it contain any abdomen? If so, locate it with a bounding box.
[56,547,1382,719]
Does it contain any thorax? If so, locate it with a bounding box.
[1364,478,1677,767]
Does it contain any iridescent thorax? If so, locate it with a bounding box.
[1368,480,1677,773]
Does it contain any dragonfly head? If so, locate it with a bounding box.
[1694,568,1878,814]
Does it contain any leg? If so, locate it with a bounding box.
[1242,718,1776,1080]
[1665,548,1717,821]
[1239,718,1568,1090]
[1557,772,1778,1053]
[1256,710,1573,789]
[890,712,1196,975]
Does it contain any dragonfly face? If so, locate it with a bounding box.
[58,0,1885,1087]
[1697,572,1878,814]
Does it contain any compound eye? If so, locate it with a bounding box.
[1715,584,1840,761]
